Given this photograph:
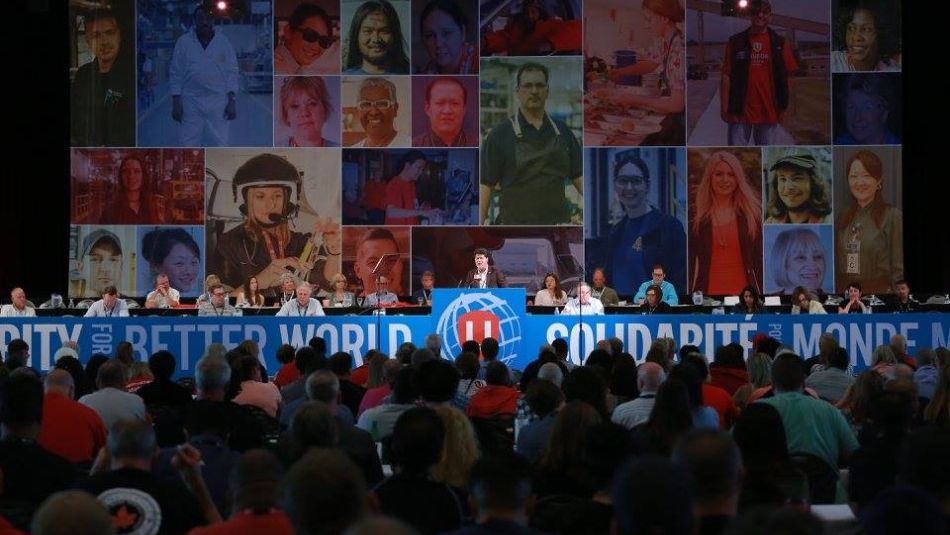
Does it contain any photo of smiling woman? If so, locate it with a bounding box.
[585,148,687,297]
[765,226,834,296]
[275,0,341,75]
[412,0,478,74]
[275,76,341,147]
[138,227,204,297]
[834,147,903,293]
[687,149,762,295]
[831,0,901,72]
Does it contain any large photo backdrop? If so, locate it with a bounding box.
[69,0,904,302]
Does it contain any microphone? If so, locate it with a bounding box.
[268,213,291,223]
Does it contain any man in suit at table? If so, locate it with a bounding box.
[464,248,508,288]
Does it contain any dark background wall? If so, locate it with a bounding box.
[2,1,947,302]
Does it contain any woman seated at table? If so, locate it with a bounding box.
[326,273,356,307]
[732,285,765,314]
[236,276,266,307]
[533,272,568,306]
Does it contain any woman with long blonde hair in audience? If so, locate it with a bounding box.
[430,404,480,489]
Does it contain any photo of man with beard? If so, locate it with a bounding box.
[343,0,411,74]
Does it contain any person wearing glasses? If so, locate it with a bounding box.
[562,283,605,315]
[277,76,339,147]
[365,275,399,306]
[384,150,441,225]
[198,283,241,316]
[275,2,340,75]
[592,151,686,297]
[480,62,582,225]
[276,283,326,316]
[634,265,679,306]
[350,77,409,147]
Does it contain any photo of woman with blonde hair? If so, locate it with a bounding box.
[689,150,762,295]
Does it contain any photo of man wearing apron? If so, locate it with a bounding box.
[481,62,583,225]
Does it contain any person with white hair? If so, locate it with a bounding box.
[276,283,325,316]
[424,334,443,357]
[561,283,605,315]
[537,362,563,387]
[612,362,667,429]
[1,287,36,317]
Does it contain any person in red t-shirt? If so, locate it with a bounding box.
[384,150,441,225]
[364,173,388,225]
[38,370,108,465]
[272,344,300,389]
[720,0,798,146]
[466,361,519,419]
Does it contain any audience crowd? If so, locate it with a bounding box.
[1,331,948,535]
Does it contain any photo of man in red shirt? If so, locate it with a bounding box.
[720,0,798,146]
[384,150,441,225]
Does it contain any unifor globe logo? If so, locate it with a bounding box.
[435,291,521,364]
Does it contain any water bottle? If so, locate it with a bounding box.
[554,306,560,315]
[68,298,75,309]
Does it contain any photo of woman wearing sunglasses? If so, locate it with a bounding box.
[275,1,342,75]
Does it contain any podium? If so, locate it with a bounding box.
[430,288,527,363]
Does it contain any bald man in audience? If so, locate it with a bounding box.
[38,370,107,465]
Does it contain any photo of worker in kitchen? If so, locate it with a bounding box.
[584,0,686,146]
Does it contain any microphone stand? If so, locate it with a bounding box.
[374,273,382,351]
[576,267,585,363]
[367,253,401,351]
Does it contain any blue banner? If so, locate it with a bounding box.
[0,316,430,376]
[3,297,948,376]
[429,289,950,373]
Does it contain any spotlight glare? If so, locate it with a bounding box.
[738,0,748,7]
[216,1,227,11]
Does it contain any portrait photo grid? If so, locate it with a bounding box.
[68,0,904,300]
